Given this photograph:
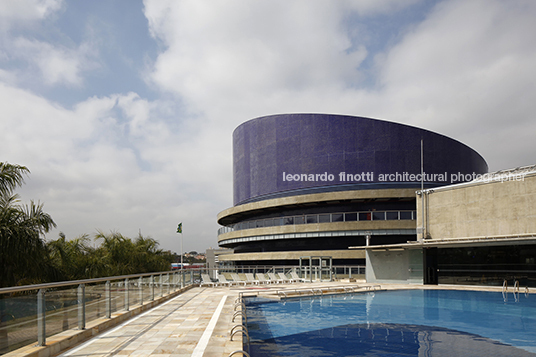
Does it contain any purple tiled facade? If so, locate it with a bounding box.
[233,114,488,206]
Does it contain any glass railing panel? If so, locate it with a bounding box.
[358,212,371,221]
[399,211,413,220]
[386,211,399,220]
[372,211,385,220]
[294,216,305,225]
[332,213,343,222]
[344,212,357,221]
[318,214,330,223]
[44,287,79,339]
[85,283,107,322]
[0,291,38,353]
[306,215,317,223]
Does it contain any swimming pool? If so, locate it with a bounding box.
[245,289,536,356]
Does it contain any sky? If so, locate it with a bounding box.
[1,0,535,253]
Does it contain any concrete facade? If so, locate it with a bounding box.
[417,170,536,240]
[366,248,423,284]
[365,165,536,286]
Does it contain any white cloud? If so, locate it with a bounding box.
[0,0,63,29]
[12,38,96,86]
[373,0,536,169]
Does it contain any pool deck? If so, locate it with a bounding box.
[8,281,518,357]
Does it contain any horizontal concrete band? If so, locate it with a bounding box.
[217,249,367,262]
[218,220,416,244]
[218,188,417,225]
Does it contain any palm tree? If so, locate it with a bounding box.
[0,162,29,196]
[0,163,57,288]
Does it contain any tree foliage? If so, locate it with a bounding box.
[47,231,171,280]
[0,162,174,288]
[0,163,57,288]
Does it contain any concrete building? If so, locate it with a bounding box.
[217,113,487,267]
[365,165,536,287]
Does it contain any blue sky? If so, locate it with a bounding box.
[1,0,535,253]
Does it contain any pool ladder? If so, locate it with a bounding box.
[503,279,530,302]
[229,296,250,357]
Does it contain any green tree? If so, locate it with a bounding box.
[47,233,104,280]
[93,231,170,276]
[0,162,57,288]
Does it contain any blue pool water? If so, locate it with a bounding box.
[245,289,536,356]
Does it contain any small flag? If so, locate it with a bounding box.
[177,222,182,234]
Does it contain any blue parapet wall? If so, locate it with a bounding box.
[233,114,488,206]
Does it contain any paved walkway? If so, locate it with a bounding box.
[55,286,242,357]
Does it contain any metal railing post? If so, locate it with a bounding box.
[37,288,46,346]
[78,284,86,330]
[139,276,143,306]
[125,278,129,311]
[151,275,155,301]
[160,274,163,297]
[105,281,111,318]
[167,273,170,295]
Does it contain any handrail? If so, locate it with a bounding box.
[514,280,520,293]
[234,302,246,311]
[228,350,251,357]
[230,329,250,343]
[0,270,181,294]
[230,324,248,336]
[503,279,508,292]
[218,209,416,234]
[232,311,247,323]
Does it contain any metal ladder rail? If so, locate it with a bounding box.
[230,296,250,354]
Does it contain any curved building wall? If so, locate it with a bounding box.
[233,114,488,206]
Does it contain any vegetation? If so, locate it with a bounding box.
[0,163,57,288]
[0,162,175,288]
